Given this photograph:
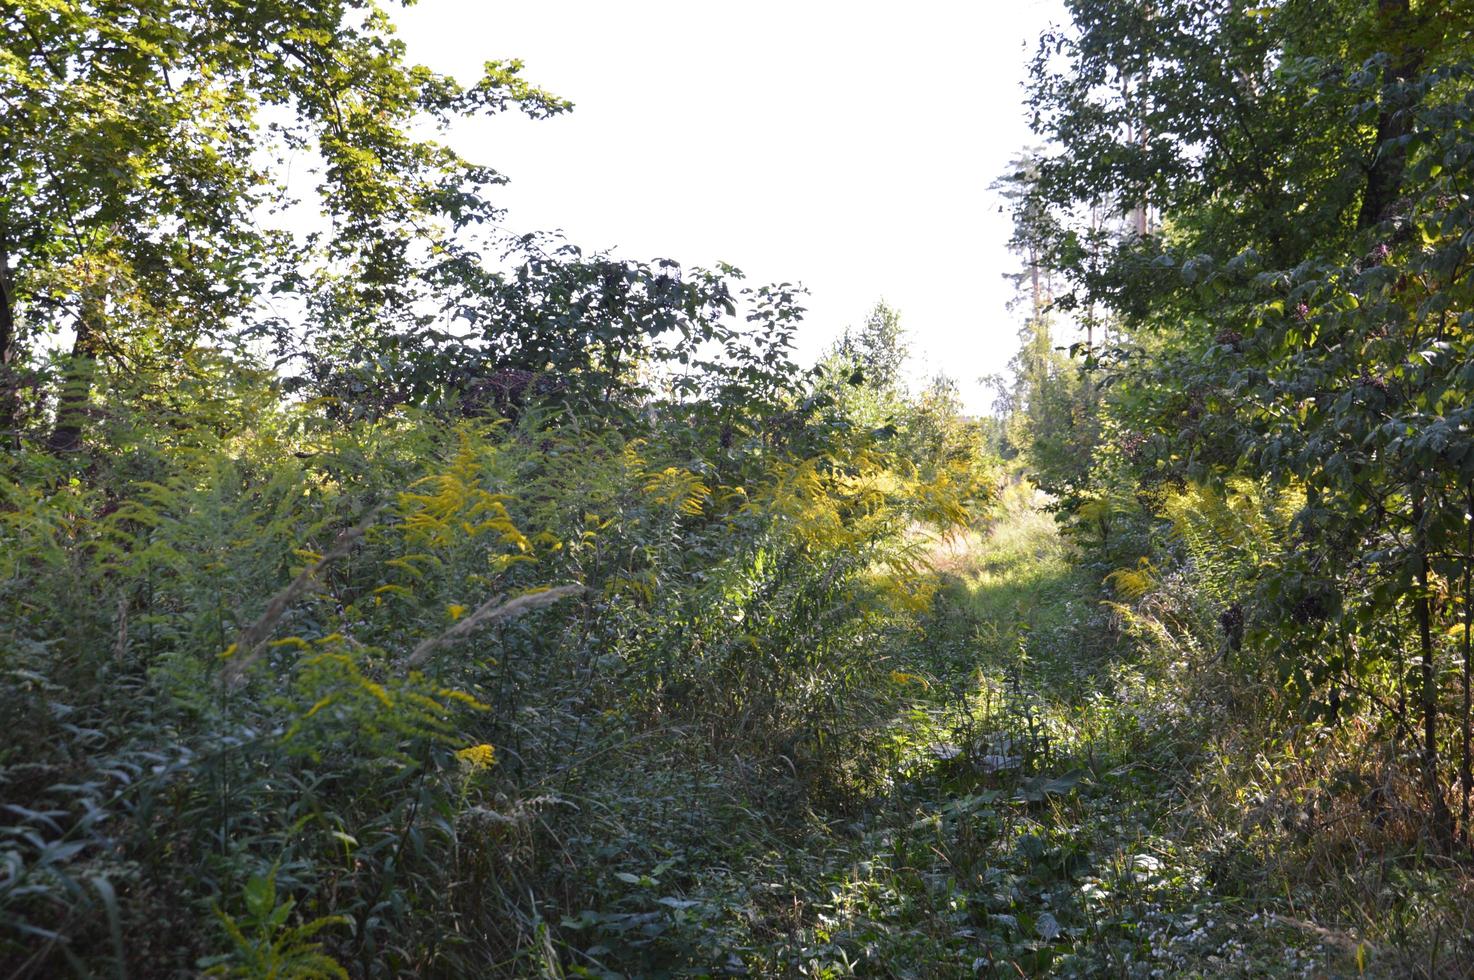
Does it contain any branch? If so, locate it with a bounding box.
[219,504,384,687]
[404,584,584,670]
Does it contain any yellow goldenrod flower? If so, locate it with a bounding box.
[889,670,930,689]
[455,743,497,769]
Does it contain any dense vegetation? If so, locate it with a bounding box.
[996,0,1474,971]
[3,0,1474,976]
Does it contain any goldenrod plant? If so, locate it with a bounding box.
[12,0,1474,973]
[0,304,996,975]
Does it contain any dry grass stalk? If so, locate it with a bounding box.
[219,504,384,687]
[114,593,128,666]
[404,584,584,670]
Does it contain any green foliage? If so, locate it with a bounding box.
[829,300,909,395]
[24,0,1474,973]
[0,331,997,974]
[204,867,350,979]
[1012,0,1474,851]
[1162,480,1301,611]
[0,0,568,448]
[996,313,1100,495]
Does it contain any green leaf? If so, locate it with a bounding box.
[244,873,276,920]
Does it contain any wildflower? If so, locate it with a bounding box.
[889,670,929,689]
[455,743,497,769]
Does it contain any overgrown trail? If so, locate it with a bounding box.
[693,483,1395,978]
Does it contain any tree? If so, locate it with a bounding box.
[993,148,1100,494]
[832,301,908,393]
[1020,0,1474,842]
[0,0,568,450]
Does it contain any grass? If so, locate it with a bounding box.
[374,474,1474,972]
[532,478,1473,977]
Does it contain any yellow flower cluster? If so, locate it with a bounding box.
[455,743,497,769]
[398,430,530,554]
[643,465,712,516]
[1103,557,1159,600]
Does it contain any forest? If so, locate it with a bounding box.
[3,0,1474,976]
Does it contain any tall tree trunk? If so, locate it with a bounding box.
[1030,252,1041,321]
[0,236,18,449]
[1123,69,1150,237]
[1396,608,1408,729]
[46,288,101,455]
[1357,0,1424,230]
[1462,484,1473,844]
[1413,489,1454,846]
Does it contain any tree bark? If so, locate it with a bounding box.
[1357,0,1424,231]
[0,236,18,448]
[46,288,101,455]
[1413,489,1454,846]
[1462,484,1473,844]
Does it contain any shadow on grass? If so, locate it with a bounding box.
[738,494,1365,977]
[556,493,1427,978]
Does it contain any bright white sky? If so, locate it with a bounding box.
[393,0,1067,412]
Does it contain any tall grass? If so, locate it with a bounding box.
[0,380,992,976]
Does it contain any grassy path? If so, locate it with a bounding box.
[692,485,1363,977]
[574,485,1469,977]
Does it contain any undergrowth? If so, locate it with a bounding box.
[620,478,1473,978]
[3,389,1471,977]
[0,366,995,977]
